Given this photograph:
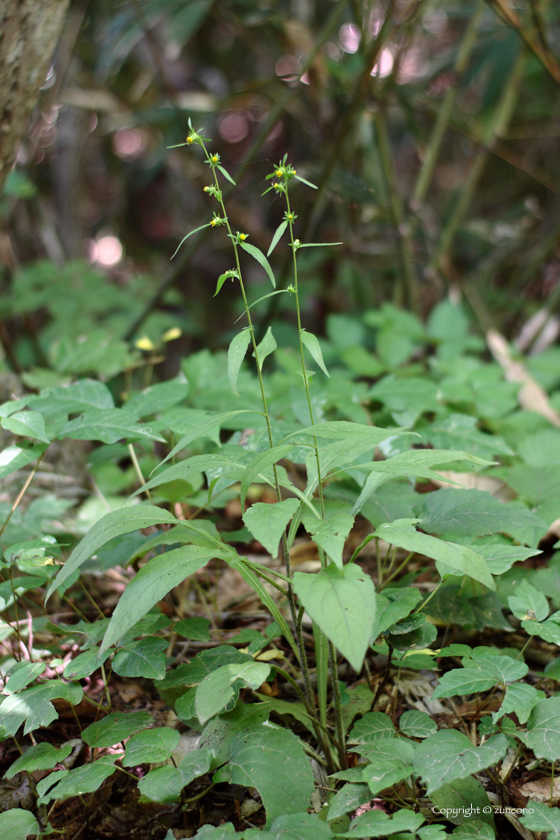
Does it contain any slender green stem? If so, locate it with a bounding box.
[198,141,314,707]
[379,552,414,591]
[414,581,443,615]
[0,450,46,539]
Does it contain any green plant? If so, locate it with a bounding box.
[2,130,560,839]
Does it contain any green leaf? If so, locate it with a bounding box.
[100,546,215,653]
[300,331,330,377]
[413,731,508,794]
[160,409,262,470]
[243,498,299,557]
[82,711,152,747]
[254,327,277,372]
[113,636,168,679]
[5,741,73,779]
[519,801,560,836]
[192,825,241,839]
[524,696,560,761]
[373,519,495,590]
[29,379,115,416]
[124,377,189,418]
[2,410,50,443]
[216,164,235,184]
[423,414,513,460]
[372,588,423,638]
[433,654,527,699]
[47,505,177,600]
[64,647,111,679]
[246,813,336,840]
[478,544,541,576]
[493,682,542,724]
[175,617,211,642]
[267,221,287,256]
[293,563,376,672]
[286,421,408,444]
[0,809,41,839]
[508,580,549,621]
[38,755,118,803]
[294,175,318,189]
[171,222,211,259]
[138,764,183,802]
[362,759,413,796]
[327,784,372,821]
[239,242,276,288]
[123,727,181,766]
[353,451,496,516]
[3,662,46,694]
[129,454,243,500]
[0,680,83,737]
[227,722,315,823]
[451,821,496,839]
[0,442,47,479]
[228,329,252,396]
[302,512,354,568]
[337,808,424,837]
[430,776,494,826]
[59,408,166,444]
[195,661,271,725]
[399,710,437,739]
[348,711,396,743]
[240,443,296,509]
[417,489,547,539]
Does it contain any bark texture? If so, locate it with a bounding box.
[0,0,70,195]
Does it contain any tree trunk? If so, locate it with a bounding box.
[0,0,70,195]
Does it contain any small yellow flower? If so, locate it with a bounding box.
[186,136,193,145]
[293,169,296,175]
[212,155,219,163]
[211,219,217,226]
[203,186,209,192]
[239,233,247,241]
[135,336,155,351]
[276,169,283,177]
[162,327,182,343]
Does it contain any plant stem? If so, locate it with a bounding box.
[0,450,46,539]
[200,142,314,707]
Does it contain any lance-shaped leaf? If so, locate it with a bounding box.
[0,443,48,480]
[59,408,166,444]
[373,519,495,590]
[157,409,261,469]
[46,505,178,600]
[100,546,215,654]
[243,498,299,557]
[239,242,276,288]
[171,222,211,259]
[352,450,496,515]
[254,327,277,371]
[130,454,244,500]
[299,330,330,377]
[267,221,287,256]
[294,563,376,672]
[228,329,252,396]
[413,730,508,794]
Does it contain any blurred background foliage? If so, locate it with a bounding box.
[1,0,559,386]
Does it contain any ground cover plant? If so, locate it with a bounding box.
[1,122,560,840]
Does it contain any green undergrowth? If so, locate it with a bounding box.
[1,141,560,839]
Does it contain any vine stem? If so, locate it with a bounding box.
[197,140,315,710]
